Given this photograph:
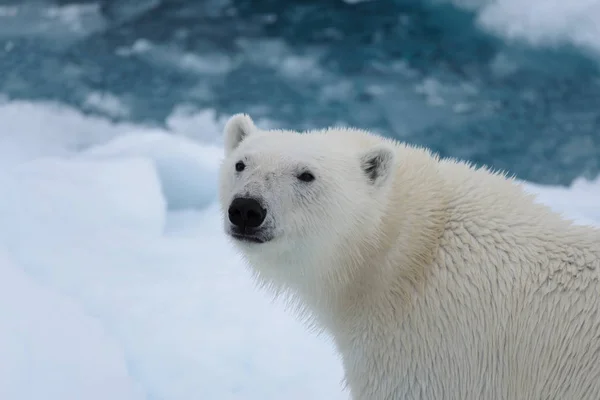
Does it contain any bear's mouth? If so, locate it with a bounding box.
[231,233,265,243]
[229,228,273,244]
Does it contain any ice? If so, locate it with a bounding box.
[0,99,598,400]
[442,0,600,53]
[524,176,600,227]
[83,92,131,119]
[478,0,600,52]
[165,106,228,144]
[0,249,145,400]
[1,156,166,242]
[0,100,345,400]
[0,101,134,165]
[100,0,160,25]
[0,3,106,44]
[82,133,222,210]
[115,39,234,77]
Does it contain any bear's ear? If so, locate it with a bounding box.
[224,113,257,156]
[359,144,396,187]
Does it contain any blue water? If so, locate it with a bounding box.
[1,0,600,185]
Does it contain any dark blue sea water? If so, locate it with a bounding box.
[1,0,600,185]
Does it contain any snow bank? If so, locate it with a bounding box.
[0,101,345,400]
[3,157,166,237]
[83,133,222,210]
[0,249,145,400]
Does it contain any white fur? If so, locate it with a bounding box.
[218,114,600,400]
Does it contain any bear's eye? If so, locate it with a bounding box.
[297,171,315,182]
[235,161,245,172]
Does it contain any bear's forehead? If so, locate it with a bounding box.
[240,131,345,162]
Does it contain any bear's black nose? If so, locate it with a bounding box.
[228,197,266,229]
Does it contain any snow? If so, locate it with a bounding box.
[0,99,598,400]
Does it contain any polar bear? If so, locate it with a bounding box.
[218,114,600,400]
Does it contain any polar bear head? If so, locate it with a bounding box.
[218,114,398,297]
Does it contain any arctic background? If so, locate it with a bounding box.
[0,1,599,399]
